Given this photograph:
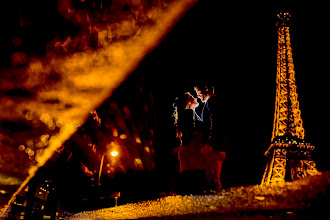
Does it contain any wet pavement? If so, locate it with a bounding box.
[63,172,329,220]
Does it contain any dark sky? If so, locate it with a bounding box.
[135,3,330,187]
[0,1,328,190]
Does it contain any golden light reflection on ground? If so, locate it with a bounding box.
[66,172,329,219]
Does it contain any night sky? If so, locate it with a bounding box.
[0,1,329,194]
[133,3,330,188]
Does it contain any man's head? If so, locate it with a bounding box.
[194,82,214,103]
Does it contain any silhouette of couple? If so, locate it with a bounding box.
[173,82,228,195]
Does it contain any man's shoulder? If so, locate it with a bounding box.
[207,95,216,112]
[208,95,216,104]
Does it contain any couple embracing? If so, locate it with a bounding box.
[173,82,228,195]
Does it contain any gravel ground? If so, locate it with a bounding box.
[65,171,330,219]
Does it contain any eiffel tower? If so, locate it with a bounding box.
[261,12,319,186]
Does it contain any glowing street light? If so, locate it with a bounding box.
[98,150,119,185]
[110,150,118,157]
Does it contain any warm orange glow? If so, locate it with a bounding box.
[272,24,305,142]
[262,12,318,187]
[144,146,150,153]
[112,128,119,137]
[18,145,25,151]
[119,134,127,140]
[0,0,199,214]
[134,158,143,167]
[135,137,142,144]
[90,110,101,126]
[264,142,315,157]
[110,151,118,157]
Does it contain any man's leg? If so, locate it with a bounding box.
[205,150,226,192]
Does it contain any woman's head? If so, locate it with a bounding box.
[173,92,199,126]
[172,92,202,144]
[184,92,199,110]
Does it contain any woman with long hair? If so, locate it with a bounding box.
[172,92,206,195]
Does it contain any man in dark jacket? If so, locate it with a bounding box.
[194,83,227,193]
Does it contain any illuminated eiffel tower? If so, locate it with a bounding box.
[261,12,319,186]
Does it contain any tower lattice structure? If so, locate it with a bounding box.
[261,12,319,186]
